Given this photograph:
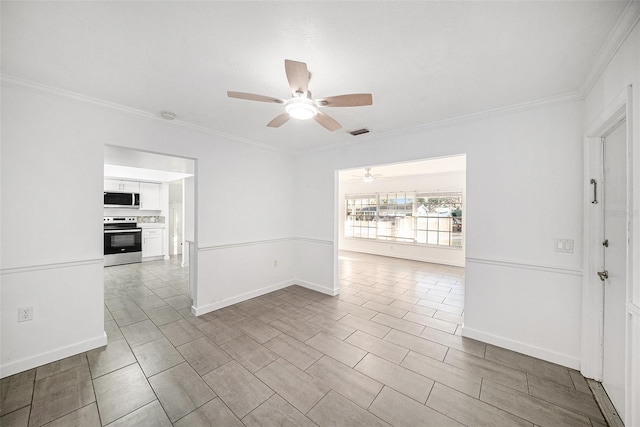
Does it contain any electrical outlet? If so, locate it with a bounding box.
[18,307,33,322]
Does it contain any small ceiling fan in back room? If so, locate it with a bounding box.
[353,167,383,183]
[227,59,373,131]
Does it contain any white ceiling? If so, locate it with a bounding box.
[104,146,195,174]
[1,1,631,153]
[339,155,466,182]
[104,164,193,183]
[104,145,195,182]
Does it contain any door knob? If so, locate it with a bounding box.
[597,270,608,281]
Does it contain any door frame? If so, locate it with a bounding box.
[581,86,633,416]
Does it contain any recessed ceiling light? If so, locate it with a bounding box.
[160,111,176,120]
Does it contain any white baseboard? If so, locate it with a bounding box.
[462,326,580,370]
[191,277,338,317]
[0,333,107,378]
[192,279,296,316]
[342,247,464,267]
[295,279,338,296]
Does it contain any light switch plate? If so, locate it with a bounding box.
[18,307,33,322]
[554,239,574,253]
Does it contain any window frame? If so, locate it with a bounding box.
[344,191,463,249]
[415,192,463,248]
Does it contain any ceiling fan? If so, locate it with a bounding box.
[353,167,382,183]
[227,59,372,131]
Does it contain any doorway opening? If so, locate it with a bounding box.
[103,145,197,304]
[335,155,466,330]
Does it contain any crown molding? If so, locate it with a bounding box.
[0,74,581,159]
[579,0,640,99]
[298,2,640,157]
[297,90,582,157]
[3,2,637,158]
[0,74,295,157]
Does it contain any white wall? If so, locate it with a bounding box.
[169,180,183,255]
[196,239,295,314]
[160,183,170,258]
[295,238,336,295]
[294,100,585,368]
[582,21,640,425]
[184,177,195,243]
[1,87,107,377]
[339,171,465,266]
[103,208,162,217]
[0,83,295,377]
[182,177,195,269]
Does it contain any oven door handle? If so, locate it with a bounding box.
[104,229,142,233]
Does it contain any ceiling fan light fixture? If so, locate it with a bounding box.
[362,175,375,183]
[285,98,318,120]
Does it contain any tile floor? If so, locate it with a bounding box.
[0,252,606,426]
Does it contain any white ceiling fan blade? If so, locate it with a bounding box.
[227,91,283,104]
[317,94,373,107]
[267,112,290,128]
[314,111,341,131]
[284,59,310,96]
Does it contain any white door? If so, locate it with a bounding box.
[601,119,627,421]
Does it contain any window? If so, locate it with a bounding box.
[415,193,463,247]
[345,191,463,248]
[377,192,415,243]
[345,195,377,239]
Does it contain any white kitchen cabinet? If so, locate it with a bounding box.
[104,179,140,193]
[142,228,163,258]
[139,182,161,210]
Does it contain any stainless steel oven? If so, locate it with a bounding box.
[104,217,142,266]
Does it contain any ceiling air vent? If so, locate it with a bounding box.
[349,128,370,136]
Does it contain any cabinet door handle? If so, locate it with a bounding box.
[590,179,598,204]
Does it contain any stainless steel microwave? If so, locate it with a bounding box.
[104,192,140,208]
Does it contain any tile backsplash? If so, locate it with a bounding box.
[137,216,165,224]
